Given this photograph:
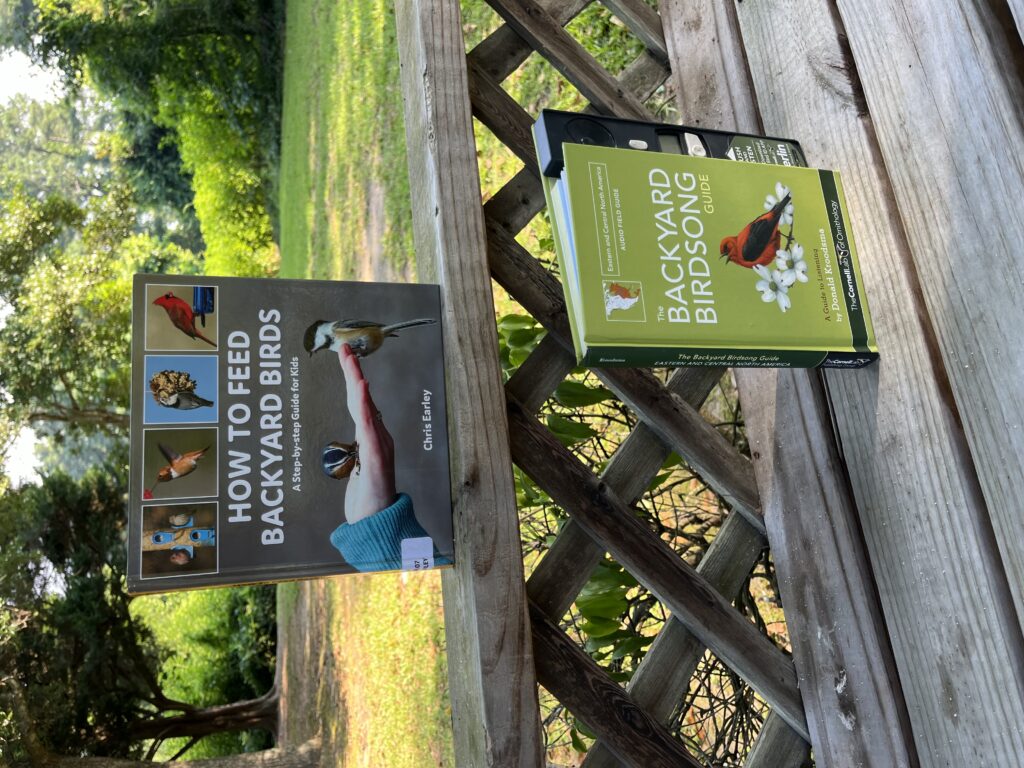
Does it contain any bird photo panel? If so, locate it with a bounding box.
[128,274,454,594]
[142,427,219,501]
[144,355,218,425]
[140,502,218,579]
[145,283,219,351]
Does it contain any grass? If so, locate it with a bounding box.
[277,0,414,280]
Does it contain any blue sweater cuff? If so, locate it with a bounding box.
[330,493,430,572]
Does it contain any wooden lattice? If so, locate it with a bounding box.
[465,1,809,765]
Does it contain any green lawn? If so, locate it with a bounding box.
[278,0,414,281]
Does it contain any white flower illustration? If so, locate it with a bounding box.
[753,264,792,312]
[780,242,808,286]
[764,182,794,226]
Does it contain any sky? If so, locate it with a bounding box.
[0,49,64,105]
[1,50,63,485]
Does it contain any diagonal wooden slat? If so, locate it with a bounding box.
[467,57,539,165]
[485,0,652,119]
[485,215,765,532]
[529,601,704,768]
[582,511,766,767]
[600,0,669,62]
[505,332,574,413]
[478,48,672,236]
[506,396,809,738]
[467,0,592,85]
[526,365,724,618]
[743,711,811,768]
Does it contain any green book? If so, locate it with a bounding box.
[539,142,878,368]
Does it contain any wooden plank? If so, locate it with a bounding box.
[485,0,652,119]
[529,601,704,768]
[505,332,573,414]
[583,511,766,768]
[527,365,724,619]
[661,0,922,764]
[393,2,543,765]
[724,0,1024,762]
[744,712,811,768]
[467,0,592,85]
[737,369,918,767]
[834,0,1024,635]
[506,397,809,739]
[1010,0,1024,39]
[600,0,669,62]
[486,215,764,532]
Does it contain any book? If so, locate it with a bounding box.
[128,275,454,593]
[537,140,879,368]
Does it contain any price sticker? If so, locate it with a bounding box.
[401,537,434,571]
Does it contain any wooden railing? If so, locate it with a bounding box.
[394,0,1024,765]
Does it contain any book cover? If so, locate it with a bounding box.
[128,275,453,593]
[542,142,878,368]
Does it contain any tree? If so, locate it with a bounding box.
[0,184,201,448]
[0,464,281,762]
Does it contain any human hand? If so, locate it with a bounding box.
[338,343,397,523]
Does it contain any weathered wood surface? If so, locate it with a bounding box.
[599,0,668,62]
[485,0,651,119]
[727,0,1024,762]
[743,713,811,768]
[506,397,810,739]
[1011,0,1024,39]
[394,1,543,764]
[529,602,704,768]
[835,0,1024,631]
[663,0,922,764]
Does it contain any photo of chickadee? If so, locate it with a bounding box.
[303,318,436,358]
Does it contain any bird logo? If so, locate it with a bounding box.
[303,318,436,358]
[153,291,216,347]
[719,192,792,269]
[321,441,359,479]
[149,442,210,495]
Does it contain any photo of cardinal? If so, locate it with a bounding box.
[145,284,219,351]
[719,192,792,269]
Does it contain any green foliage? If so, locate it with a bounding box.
[8,0,285,278]
[132,586,277,758]
[0,457,166,759]
[0,184,201,449]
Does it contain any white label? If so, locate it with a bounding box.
[401,536,434,571]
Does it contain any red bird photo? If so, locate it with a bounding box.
[719,192,792,269]
[147,285,218,350]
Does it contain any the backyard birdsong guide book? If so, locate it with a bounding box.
[539,141,879,368]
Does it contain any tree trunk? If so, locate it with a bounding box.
[38,737,321,768]
[125,688,279,743]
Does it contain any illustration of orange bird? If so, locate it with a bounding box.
[607,282,640,300]
[153,292,216,346]
[719,193,791,269]
[149,443,210,494]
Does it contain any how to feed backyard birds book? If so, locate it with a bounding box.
[128,275,454,593]
[535,118,878,369]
